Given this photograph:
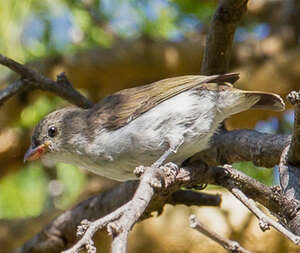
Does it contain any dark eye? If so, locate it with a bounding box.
[48,126,57,138]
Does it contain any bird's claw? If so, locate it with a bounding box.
[161,162,179,188]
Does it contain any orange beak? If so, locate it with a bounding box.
[24,143,48,162]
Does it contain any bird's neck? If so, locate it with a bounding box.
[61,109,91,154]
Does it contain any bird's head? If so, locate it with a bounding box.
[24,107,83,163]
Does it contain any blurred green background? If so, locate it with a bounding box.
[0,0,299,252]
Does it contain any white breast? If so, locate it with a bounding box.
[74,89,222,181]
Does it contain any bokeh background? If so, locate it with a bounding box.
[0,0,299,252]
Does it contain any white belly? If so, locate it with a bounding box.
[76,89,222,181]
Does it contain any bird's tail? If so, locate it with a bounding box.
[218,88,285,117]
[244,90,285,111]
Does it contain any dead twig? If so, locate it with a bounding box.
[0,54,93,108]
[231,187,300,245]
[189,214,252,253]
[63,164,179,253]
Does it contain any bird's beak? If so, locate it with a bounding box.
[24,142,49,162]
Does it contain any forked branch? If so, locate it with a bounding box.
[0,54,93,108]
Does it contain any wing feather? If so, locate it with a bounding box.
[88,73,240,130]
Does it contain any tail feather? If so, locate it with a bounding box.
[244,91,285,111]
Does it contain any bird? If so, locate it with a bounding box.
[24,73,285,181]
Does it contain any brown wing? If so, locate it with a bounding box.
[88,73,240,130]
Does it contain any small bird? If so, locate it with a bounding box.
[24,73,284,181]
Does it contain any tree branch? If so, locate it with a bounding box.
[193,130,290,167]
[14,160,300,253]
[0,54,93,108]
[62,165,164,253]
[189,214,252,253]
[278,90,300,235]
[201,0,248,74]
[231,187,300,245]
[167,190,221,207]
[0,79,33,105]
[286,91,300,165]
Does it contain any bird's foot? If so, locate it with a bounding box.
[76,219,91,237]
[161,162,179,188]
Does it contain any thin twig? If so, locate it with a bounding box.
[231,187,300,245]
[0,79,34,105]
[62,205,125,253]
[189,215,252,253]
[62,164,178,253]
[0,54,93,108]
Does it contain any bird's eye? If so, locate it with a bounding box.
[48,126,57,138]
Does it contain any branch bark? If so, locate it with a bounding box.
[194,130,290,167]
[286,91,300,165]
[189,214,252,253]
[14,157,300,253]
[201,0,248,74]
[0,54,93,108]
[231,187,300,245]
[278,90,300,236]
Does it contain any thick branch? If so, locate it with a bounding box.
[0,54,93,108]
[14,162,300,253]
[201,0,248,74]
[203,164,299,221]
[167,190,221,207]
[192,130,290,167]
